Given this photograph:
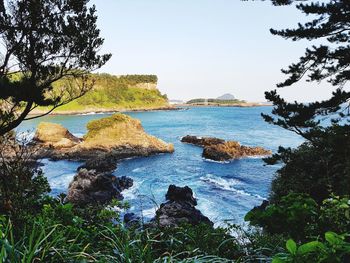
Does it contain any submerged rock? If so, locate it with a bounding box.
[150,185,213,228]
[181,135,271,161]
[66,168,133,206]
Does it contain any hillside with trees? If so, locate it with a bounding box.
[33,73,169,114]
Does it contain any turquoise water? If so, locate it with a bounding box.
[17,106,303,224]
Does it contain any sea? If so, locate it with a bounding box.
[17,106,303,225]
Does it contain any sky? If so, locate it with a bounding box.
[90,0,335,102]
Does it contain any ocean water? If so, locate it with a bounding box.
[17,106,303,225]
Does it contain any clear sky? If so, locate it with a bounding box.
[91,0,334,102]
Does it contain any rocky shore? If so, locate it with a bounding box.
[181,135,271,161]
[29,113,174,206]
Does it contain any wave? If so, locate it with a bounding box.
[202,158,230,164]
[200,174,241,190]
[121,180,143,200]
[77,111,115,116]
[200,174,265,200]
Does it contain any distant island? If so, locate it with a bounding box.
[182,93,271,107]
[31,73,173,115]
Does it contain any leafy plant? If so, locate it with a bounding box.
[273,232,350,263]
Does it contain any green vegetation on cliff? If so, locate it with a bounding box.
[37,73,168,113]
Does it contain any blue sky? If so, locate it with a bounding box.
[91,0,334,102]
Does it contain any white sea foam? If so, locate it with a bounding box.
[121,180,143,200]
[200,174,241,190]
[202,158,230,164]
[200,174,265,200]
[141,207,157,218]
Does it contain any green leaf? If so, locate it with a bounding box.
[325,232,340,245]
[298,241,324,255]
[272,257,286,263]
[286,239,297,255]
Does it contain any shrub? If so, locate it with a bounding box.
[272,232,350,263]
[245,193,319,240]
[266,125,350,204]
[0,134,50,226]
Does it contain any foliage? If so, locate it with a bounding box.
[44,73,168,112]
[0,134,50,226]
[0,0,110,135]
[254,1,350,250]
[246,193,350,242]
[245,193,318,240]
[272,232,350,263]
[264,124,350,203]
[0,197,253,262]
[84,113,131,139]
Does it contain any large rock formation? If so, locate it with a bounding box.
[33,114,174,169]
[150,185,213,228]
[80,114,173,154]
[181,135,271,161]
[66,168,133,206]
[33,122,81,148]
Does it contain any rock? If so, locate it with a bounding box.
[32,114,174,164]
[150,185,213,228]
[66,168,133,206]
[115,176,133,192]
[124,213,141,228]
[77,153,117,173]
[81,114,174,154]
[33,122,81,148]
[181,135,225,147]
[165,184,197,206]
[203,142,271,161]
[181,135,271,161]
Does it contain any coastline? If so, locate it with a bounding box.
[28,105,181,116]
[175,102,272,108]
[28,102,272,116]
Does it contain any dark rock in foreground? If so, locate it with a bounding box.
[181,135,271,161]
[66,168,133,206]
[150,185,213,227]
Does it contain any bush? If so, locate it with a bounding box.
[272,232,350,263]
[246,193,350,242]
[245,193,319,241]
[0,134,50,226]
[266,125,350,204]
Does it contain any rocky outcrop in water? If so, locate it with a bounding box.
[66,168,133,206]
[149,185,213,227]
[181,135,271,161]
[33,114,174,170]
[181,135,225,147]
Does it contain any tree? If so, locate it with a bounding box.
[0,0,111,135]
[262,0,350,139]
[258,1,350,202]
